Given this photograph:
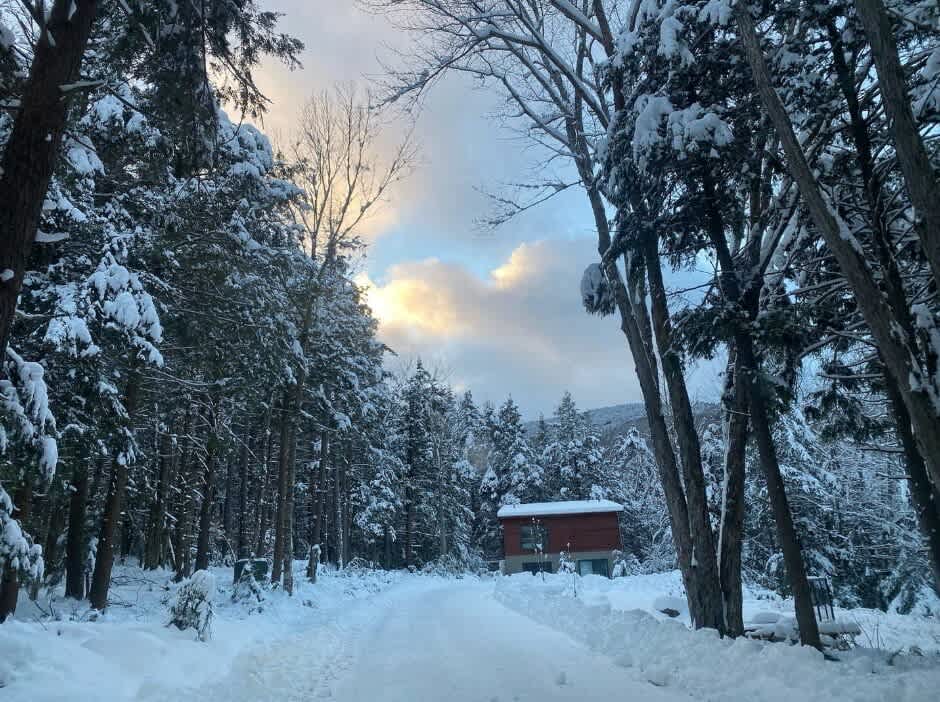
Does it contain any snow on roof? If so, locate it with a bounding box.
[496,500,624,519]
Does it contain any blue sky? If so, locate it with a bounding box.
[254,1,723,417]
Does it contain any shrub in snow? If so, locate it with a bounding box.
[168,570,215,641]
[232,562,266,610]
[0,348,58,601]
[342,557,374,576]
[558,550,575,575]
[611,550,641,578]
[421,553,479,578]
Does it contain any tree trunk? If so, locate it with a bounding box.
[342,443,352,567]
[312,431,328,558]
[739,337,822,647]
[700,161,821,648]
[639,228,725,632]
[194,435,217,572]
[826,19,940,593]
[282,410,299,594]
[885,372,940,593]
[255,403,275,557]
[853,0,940,291]
[88,370,140,610]
[0,483,33,621]
[237,424,252,560]
[719,355,749,637]
[0,0,98,359]
[222,454,236,553]
[383,524,392,569]
[736,5,940,503]
[87,457,127,611]
[604,254,716,629]
[271,391,291,585]
[404,482,414,568]
[173,411,195,582]
[38,488,68,594]
[65,459,90,599]
[334,447,344,569]
[143,427,174,569]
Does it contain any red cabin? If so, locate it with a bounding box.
[497,500,624,577]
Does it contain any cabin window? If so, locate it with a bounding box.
[520,524,548,552]
[577,559,609,577]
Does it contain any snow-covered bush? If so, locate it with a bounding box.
[0,347,58,594]
[168,570,215,641]
[558,550,575,575]
[421,554,465,577]
[611,551,641,578]
[232,562,266,609]
[342,557,374,576]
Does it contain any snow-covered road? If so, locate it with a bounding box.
[148,579,685,702]
[331,582,684,702]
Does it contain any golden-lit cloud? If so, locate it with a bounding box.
[357,239,725,415]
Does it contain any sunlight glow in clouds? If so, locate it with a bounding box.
[356,240,650,415]
[255,1,722,416]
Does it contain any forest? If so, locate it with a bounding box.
[0,0,938,672]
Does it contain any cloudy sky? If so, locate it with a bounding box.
[254,2,723,418]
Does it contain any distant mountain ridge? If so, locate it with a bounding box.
[526,401,719,441]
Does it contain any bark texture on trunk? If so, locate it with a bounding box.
[271,394,290,584]
[740,342,822,648]
[719,356,749,636]
[640,230,725,632]
[885,373,940,593]
[173,411,195,582]
[88,370,140,610]
[0,0,98,359]
[255,404,275,557]
[143,428,174,569]
[236,425,252,560]
[65,460,90,599]
[604,253,724,631]
[194,436,216,573]
[282,415,298,594]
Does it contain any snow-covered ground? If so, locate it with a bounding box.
[549,569,940,655]
[497,572,940,701]
[2,564,938,701]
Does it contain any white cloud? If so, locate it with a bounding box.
[361,239,725,417]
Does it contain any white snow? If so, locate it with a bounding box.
[497,498,624,518]
[497,572,940,701]
[2,564,939,702]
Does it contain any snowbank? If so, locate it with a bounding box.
[496,573,940,702]
[535,569,940,656]
[0,561,403,701]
